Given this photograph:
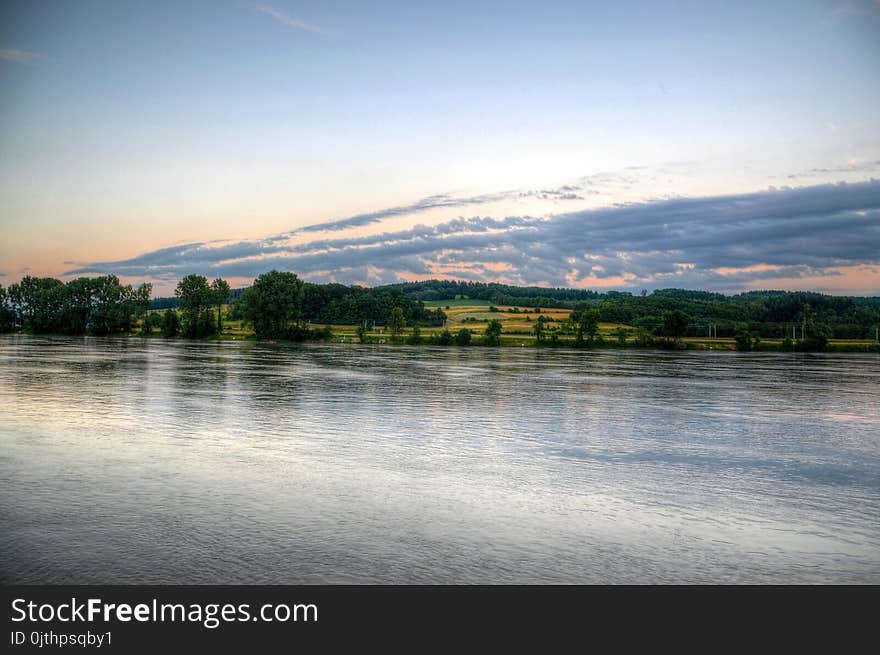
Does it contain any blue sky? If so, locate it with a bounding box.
[1,0,879,294]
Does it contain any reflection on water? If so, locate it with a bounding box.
[1,335,878,583]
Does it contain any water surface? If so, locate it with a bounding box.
[1,336,878,583]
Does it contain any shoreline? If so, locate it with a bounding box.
[4,331,878,353]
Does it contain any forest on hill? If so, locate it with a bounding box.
[381,280,880,339]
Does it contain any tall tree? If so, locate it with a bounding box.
[389,307,406,336]
[533,317,545,343]
[241,270,304,339]
[135,283,152,329]
[800,303,830,351]
[576,308,600,346]
[484,319,502,346]
[662,310,689,341]
[210,278,231,335]
[175,274,214,338]
[734,323,753,351]
[16,276,65,333]
[62,277,94,334]
[0,285,15,332]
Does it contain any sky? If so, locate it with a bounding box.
[1,0,879,296]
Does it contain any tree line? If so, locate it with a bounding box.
[0,275,151,335]
[3,272,877,352]
[0,271,449,340]
[151,278,448,333]
[561,306,840,352]
[386,279,603,307]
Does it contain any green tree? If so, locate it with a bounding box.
[734,323,753,351]
[436,329,453,346]
[389,306,406,336]
[407,325,423,345]
[455,328,472,346]
[161,309,180,338]
[175,274,214,338]
[134,282,152,333]
[615,326,628,346]
[484,319,502,346]
[576,308,600,346]
[62,277,95,334]
[0,285,15,332]
[662,309,689,347]
[6,275,148,335]
[241,270,304,339]
[16,276,65,333]
[800,303,830,351]
[5,283,22,329]
[533,318,545,343]
[210,278,231,335]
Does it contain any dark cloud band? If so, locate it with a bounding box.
[65,180,880,292]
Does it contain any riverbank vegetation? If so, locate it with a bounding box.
[2,272,878,352]
[0,275,151,335]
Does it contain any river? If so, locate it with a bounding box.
[1,336,878,583]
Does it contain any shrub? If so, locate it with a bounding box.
[407,326,423,345]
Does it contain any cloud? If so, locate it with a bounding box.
[66,181,880,293]
[0,48,39,64]
[518,185,589,201]
[253,4,324,34]
[786,160,880,180]
[294,192,510,234]
[274,186,585,238]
